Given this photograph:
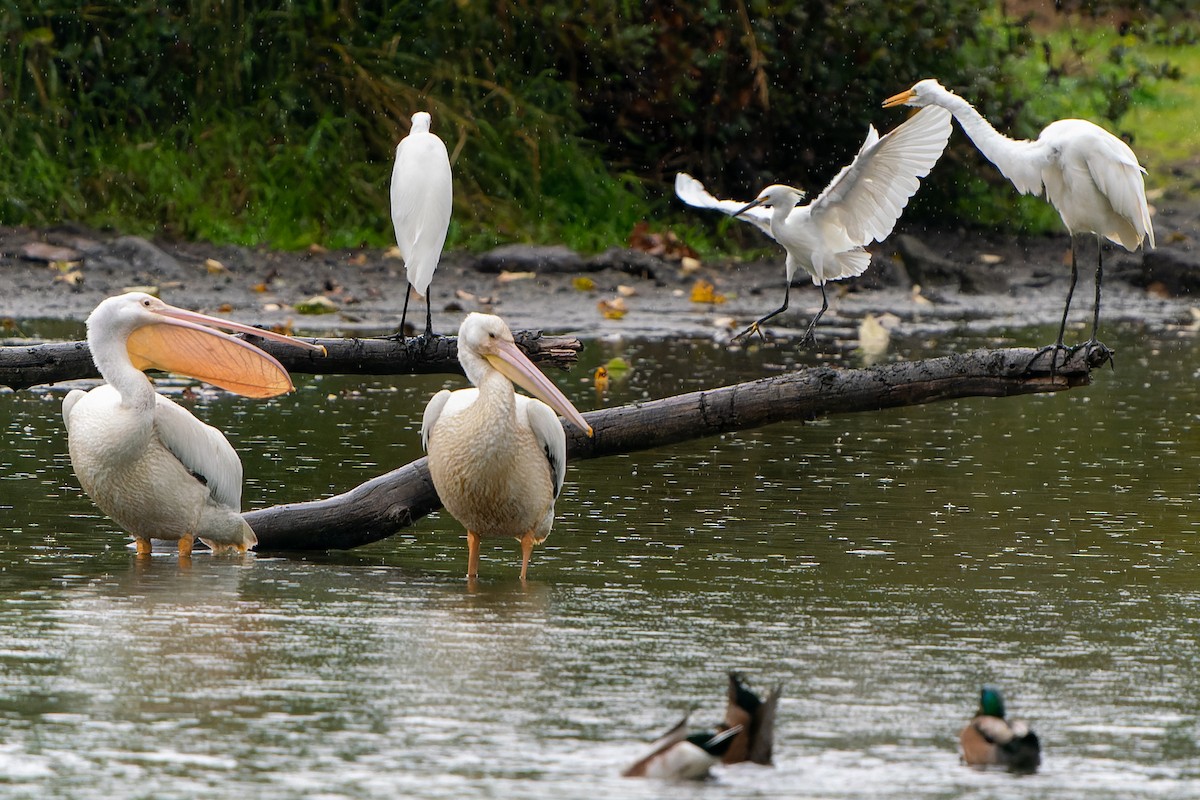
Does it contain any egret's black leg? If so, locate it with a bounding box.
[798,282,830,347]
[1072,234,1115,369]
[733,283,790,342]
[422,286,435,340]
[387,283,415,341]
[1026,236,1078,375]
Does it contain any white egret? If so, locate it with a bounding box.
[62,292,325,557]
[391,111,453,338]
[675,105,952,342]
[884,79,1154,363]
[959,685,1041,772]
[622,713,743,780]
[421,313,592,580]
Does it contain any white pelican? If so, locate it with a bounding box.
[391,110,453,338]
[421,313,592,580]
[884,79,1154,362]
[62,292,324,557]
[675,105,952,343]
[622,713,743,780]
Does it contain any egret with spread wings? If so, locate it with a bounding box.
[884,79,1153,364]
[676,105,952,342]
[62,292,324,557]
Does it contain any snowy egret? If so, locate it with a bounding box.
[391,111,453,337]
[62,292,325,556]
[959,685,1041,772]
[421,313,592,580]
[884,79,1154,363]
[676,105,952,343]
[622,713,743,780]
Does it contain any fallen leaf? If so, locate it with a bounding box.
[616,284,637,297]
[217,303,233,313]
[54,270,83,286]
[498,270,537,283]
[384,245,403,259]
[604,356,631,377]
[679,256,701,275]
[597,297,627,319]
[978,253,1004,265]
[205,258,227,275]
[307,243,328,255]
[347,253,368,266]
[593,366,610,394]
[252,282,269,293]
[121,285,159,297]
[690,279,726,304]
[294,295,339,314]
[573,276,597,292]
[455,289,478,302]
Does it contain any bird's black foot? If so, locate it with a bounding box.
[798,330,817,349]
[732,320,769,343]
[1070,339,1116,370]
[1025,342,1071,375]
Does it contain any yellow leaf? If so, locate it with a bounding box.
[597,297,627,319]
[690,279,726,304]
[573,276,597,292]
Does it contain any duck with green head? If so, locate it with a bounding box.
[960,685,1041,772]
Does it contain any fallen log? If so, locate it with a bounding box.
[0,331,581,391]
[246,345,1104,551]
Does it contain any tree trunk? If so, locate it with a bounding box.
[0,331,581,390]
[246,346,1102,551]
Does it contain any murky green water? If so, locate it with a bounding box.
[1,322,1198,799]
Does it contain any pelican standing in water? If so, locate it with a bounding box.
[62,292,324,557]
[422,313,592,580]
[391,111,453,338]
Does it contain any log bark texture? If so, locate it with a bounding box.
[0,331,580,390]
[246,346,1103,551]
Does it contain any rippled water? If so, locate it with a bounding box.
[1,321,1198,798]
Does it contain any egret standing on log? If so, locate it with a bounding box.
[883,79,1154,364]
[391,111,453,338]
[422,313,592,581]
[675,105,952,343]
[62,292,325,557]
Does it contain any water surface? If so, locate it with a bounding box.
[1,323,1198,798]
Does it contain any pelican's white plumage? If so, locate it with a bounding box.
[62,292,324,556]
[676,105,952,341]
[391,111,453,336]
[421,313,591,580]
[884,79,1154,353]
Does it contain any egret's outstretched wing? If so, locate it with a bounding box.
[809,105,952,246]
[391,113,453,296]
[520,397,567,497]
[153,393,243,510]
[420,388,458,451]
[675,172,776,238]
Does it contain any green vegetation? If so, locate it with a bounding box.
[0,2,1194,253]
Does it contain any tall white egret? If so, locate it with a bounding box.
[62,292,325,557]
[391,111,453,338]
[676,105,952,343]
[959,685,1041,772]
[421,313,592,581]
[884,79,1154,363]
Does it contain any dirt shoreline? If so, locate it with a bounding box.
[2,199,1196,344]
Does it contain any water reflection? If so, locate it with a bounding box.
[0,325,1198,798]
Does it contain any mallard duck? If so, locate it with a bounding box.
[960,685,1041,772]
[622,713,743,780]
[721,672,783,765]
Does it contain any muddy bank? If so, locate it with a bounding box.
[1,199,1196,345]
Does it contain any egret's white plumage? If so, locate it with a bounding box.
[422,313,592,580]
[391,111,453,336]
[676,105,952,342]
[884,79,1154,355]
[62,292,324,556]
